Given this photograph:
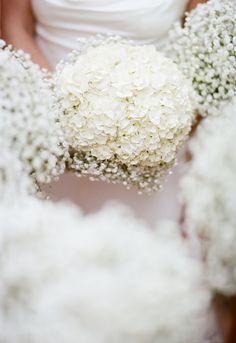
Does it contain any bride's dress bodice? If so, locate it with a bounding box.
[32,0,187,66]
[32,0,188,223]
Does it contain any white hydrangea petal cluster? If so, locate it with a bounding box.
[0,196,211,343]
[168,0,236,116]
[0,42,69,194]
[55,37,193,192]
[181,100,236,295]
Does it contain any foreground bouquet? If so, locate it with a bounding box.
[169,0,236,116]
[0,41,68,195]
[0,196,211,343]
[181,100,236,295]
[54,36,193,192]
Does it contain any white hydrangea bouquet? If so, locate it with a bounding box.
[168,0,236,116]
[0,41,68,195]
[54,36,193,192]
[181,100,236,295]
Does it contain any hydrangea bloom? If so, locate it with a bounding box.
[0,41,68,194]
[0,197,211,343]
[168,0,236,116]
[181,100,236,295]
[55,36,193,192]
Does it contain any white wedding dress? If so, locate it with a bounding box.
[32,0,188,224]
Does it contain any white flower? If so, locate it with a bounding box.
[54,36,193,192]
[0,140,32,201]
[168,0,236,116]
[0,43,69,195]
[181,100,236,295]
[0,196,211,343]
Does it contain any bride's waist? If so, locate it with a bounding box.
[35,24,167,67]
[35,24,163,50]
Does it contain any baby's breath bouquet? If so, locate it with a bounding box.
[0,41,68,195]
[0,196,210,343]
[169,0,236,117]
[181,100,236,295]
[54,36,193,192]
[0,140,32,200]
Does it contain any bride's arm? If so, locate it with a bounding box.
[186,0,208,12]
[2,0,51,70]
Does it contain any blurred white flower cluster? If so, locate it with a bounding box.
[169,0,236,116]
[0,144,32,201]
[0,38,218,342]
[55,37,193,192]
[0,197,211,343]
[0,42,68,195]
[181,100,236,295]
